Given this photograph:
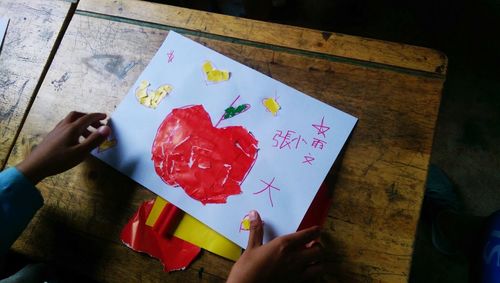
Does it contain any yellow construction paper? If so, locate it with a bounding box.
[135,80,173,109]
[262,97,281,116]
[202,61,230,83]
[146,196,242,261]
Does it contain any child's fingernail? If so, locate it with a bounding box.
[249,210,257,221]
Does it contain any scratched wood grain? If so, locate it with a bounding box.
[0,0,72,168]
[78,0,448,76]
[6,7,445,283]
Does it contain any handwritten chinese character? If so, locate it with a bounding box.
[292,135,307,149]
[167,50,174,63]
[312,117,330,138]
[302,154,315,165]
[311,138,327,150]
[272,130,295,149]
[254,177,280,207]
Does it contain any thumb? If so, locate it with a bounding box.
[78,125,111,152]
[246,210,263,250]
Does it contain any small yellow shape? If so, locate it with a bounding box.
[240,216,251,231]
[262,97,281,116]
[203,61,230,83]
[135,80,173,109]
[98,139,117,153]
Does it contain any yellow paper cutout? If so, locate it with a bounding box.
[145,196,167,227]
[262,97,281,116]
[202,61,230,83]
[98,139,117,152]
[240,215,251,231]
[146,196,242,261]
[135,80,173,109]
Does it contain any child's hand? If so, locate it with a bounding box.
[227,211,325,283]
[16,111,111,184]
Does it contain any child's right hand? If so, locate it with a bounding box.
[16,111,111,184]
[227,211,325,283]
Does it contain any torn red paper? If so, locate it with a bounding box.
[120,199,200,272]
[152,105,258,204]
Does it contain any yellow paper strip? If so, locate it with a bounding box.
[145,196,167,227]
[146,196,242,261]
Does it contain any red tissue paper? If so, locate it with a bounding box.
[152,105,258,205]
[120,199,201,272]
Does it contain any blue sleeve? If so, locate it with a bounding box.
[481,211,500,282]
[0,167,44,255]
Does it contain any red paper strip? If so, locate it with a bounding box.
[120,199,201,272]
[153,203,183,237]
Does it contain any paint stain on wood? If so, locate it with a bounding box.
[82,54,138,79]
[51,72,70,91]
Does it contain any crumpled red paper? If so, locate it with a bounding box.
[151,105,258,205]
[120,199,201,272]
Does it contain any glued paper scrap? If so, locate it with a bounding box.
[98,138,117,153]
[262,97,281,116]
[93,31,357,248]
[152,105,258,204]
[203,61,230,83]
[135,80,173,108]
[239,214,251,231]
[224,104,250,119]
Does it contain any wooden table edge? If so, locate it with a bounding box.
[76,0,448,77]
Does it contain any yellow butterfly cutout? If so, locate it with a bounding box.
[262,97,281,116]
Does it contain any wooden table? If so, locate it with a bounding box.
[5,0,447,282]
[0,0,74,167]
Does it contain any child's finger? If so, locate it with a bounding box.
[77,126,111,152]
[246,210,264,250]
[90,120,105,130]
[282,226,320,248]
[81,128,92,138]
[74,113,107,131]
[296,242,324,265]
[64,111,86,123]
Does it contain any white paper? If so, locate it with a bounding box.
[0,18,8,50]
[93,31,357,248]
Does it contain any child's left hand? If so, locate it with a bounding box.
[16,111,111,184]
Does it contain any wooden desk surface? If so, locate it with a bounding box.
[6,0,447,282]
[0,0,73,168]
